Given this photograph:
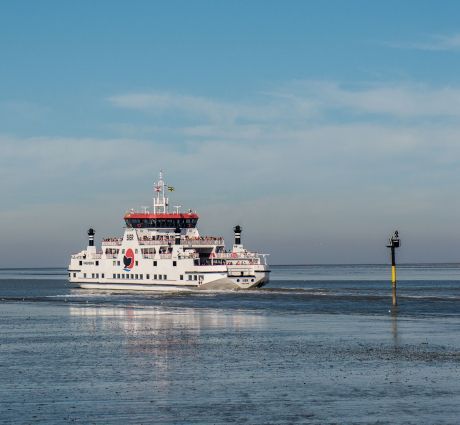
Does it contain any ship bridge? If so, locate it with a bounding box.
[124,171,198,230]
[124,212,198,229]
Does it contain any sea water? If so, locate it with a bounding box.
[0,265,459,424]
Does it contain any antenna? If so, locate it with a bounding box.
[153,170,169,213]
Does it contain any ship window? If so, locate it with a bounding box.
[96,261,99,266]
[180,275,183,280]
[84,273,86,278]
[199,275,203,280]
[173,261,177,267]
[153,261,157,266]
[159,275,162,280]
[122,249,125,254]
[135,274,138,279]
[73,273,76,278]
[154,274,157,279]
[113,261,116,266]
[135,261,138,266]
[135,249,138,253]
[117,261,120,266]
[164,275,167,280]
[188,275,192,280]
[194,275,197,281]
[79,261,82,266]
[237,279,240,282]
[140,274,143,279]
[146,274,150,279]
[117,274,120,278]
[113,274,115,278]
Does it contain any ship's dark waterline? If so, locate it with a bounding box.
[1,265,459,424]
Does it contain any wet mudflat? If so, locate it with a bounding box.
[0,265,460,424]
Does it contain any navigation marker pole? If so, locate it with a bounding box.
[386,230,400,307]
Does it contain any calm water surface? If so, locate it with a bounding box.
[1,265,459,424]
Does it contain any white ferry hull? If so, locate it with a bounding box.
[71,275,268,291]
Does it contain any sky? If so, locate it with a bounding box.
[2,0,460,266]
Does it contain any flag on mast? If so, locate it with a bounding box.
[167,186,175,192]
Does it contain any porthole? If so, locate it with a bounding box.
[237,279,240,282]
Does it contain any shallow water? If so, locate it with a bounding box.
[1,265,459,424]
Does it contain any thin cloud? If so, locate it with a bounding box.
[387,33,460,51]
[109,82,460,129]
[108,92,282,124]
[275,81,460,118]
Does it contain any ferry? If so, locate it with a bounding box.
[68,171,270,291]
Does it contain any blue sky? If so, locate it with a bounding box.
[2,1,460,266]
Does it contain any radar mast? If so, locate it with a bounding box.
[153,170,169,214]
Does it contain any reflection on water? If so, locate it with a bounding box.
[391,309,399,346]
[68,305,267,380]
[69,305,267,333]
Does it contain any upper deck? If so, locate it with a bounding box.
[102,234,224,246]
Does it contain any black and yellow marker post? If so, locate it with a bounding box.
[386,230,400,306]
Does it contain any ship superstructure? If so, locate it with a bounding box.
[68,172,269,290]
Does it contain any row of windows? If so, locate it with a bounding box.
[72,273,105,278]
[78,257,181,267]
[112,273,147,280]
[125,218,198,228]
[110,260,177,267]
[71,272,205,282]
[111,273,169,281]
